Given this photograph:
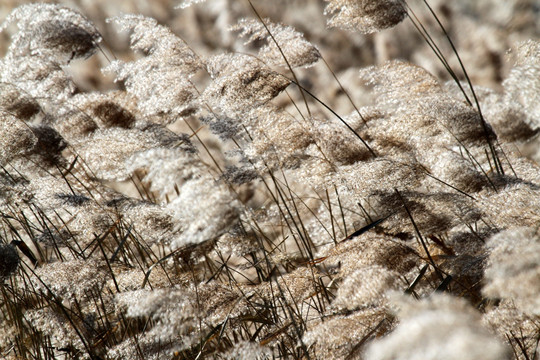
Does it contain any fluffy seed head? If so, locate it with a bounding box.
[324,0,407,33]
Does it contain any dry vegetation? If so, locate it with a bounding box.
[1,0,540,359]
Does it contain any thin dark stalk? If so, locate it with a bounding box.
[320,55,368,127]
[334,185,349,237]
[247,0,312,118]
[286,77,376,157]
[325,189,337,244]
[394,188,444,281]
[412,0,504,174]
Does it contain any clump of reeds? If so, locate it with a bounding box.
[1,1,539,359]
